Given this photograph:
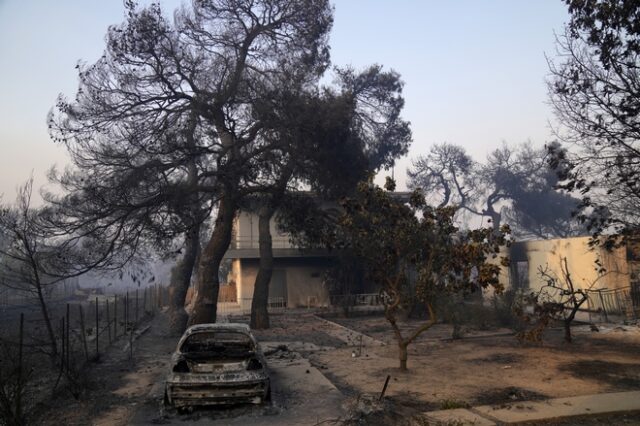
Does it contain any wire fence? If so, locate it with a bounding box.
[0,285,170,375]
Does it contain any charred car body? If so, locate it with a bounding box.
[164,323,270,408]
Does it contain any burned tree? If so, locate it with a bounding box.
[331,178,508,370]
[0,180,81,358]
[409,142,582,238]
[247,67,411,329]
[548,0,640,241]
[407,143,474,209]
[517,257,591,344]
[50,0,335,325]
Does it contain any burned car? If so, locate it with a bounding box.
[164,323,270,408]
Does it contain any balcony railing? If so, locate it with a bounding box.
[587,283,640,321]
[217,297,286,316]
[230,236,295,250]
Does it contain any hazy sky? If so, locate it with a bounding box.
[0,0,569,202]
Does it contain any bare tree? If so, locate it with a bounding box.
[0,180,63,357]
[548,0,640,242]
[516,257,594,344]
[408,143,474,209]
[409,142,583,238]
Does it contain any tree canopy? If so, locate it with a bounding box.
[49,0,411,325]
[548,0,640,241]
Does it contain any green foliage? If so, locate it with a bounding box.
[334,180,508,302]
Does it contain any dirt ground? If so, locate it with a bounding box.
[312,314,640,408]
[237,311,640,423]
[29,309,640,425]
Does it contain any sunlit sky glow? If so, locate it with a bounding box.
[0,0,569,203]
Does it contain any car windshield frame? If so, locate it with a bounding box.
[179,330,256,358]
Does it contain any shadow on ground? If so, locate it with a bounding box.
[473,386,549,406]
[558,360,640,390]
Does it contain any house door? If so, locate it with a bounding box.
[269,269,287,307]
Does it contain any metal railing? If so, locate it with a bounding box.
[217,297,286,317]
[229,236,294,250]
[329,293,382,307]
[587,283,640,322]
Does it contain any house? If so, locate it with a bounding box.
[501,235,640,320]
[223,193,415,310]
[224,208,337,308]
[505,236,630,291]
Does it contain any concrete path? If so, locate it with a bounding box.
[313,314,386,347]
[424,391,640,425]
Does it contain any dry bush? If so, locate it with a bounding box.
[0,339,33,426]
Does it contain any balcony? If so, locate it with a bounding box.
[225,236,333,259]
[230,236,294,250]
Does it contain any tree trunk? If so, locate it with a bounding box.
[564,319,572,343]
[188,195,236,325]
[171,111,202,333]
[487,209,501,233]
[168,225,200,334]
[250,206,275,329]
[398,341,408,371]
[34,278,57,357]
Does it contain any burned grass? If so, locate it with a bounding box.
[558,360,640,390]
[473,386,549,406]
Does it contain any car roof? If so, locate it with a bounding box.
[183,322,252,336]
[176,323,255,352]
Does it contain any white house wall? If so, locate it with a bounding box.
[509,236,629,293]
[234,211,293,249]
[229,258,330,307]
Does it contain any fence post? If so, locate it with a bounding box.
[598,290,609,322]
[95,297,99,358]
[66,303,70,372]
[125,291,129,334]
[78,305,89,362]
[106,299,112,345]
[114,294,118,339]
[17,313,23,419]
[129,295,134,361]
[60,317,65,371]
[143,287,147,315]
